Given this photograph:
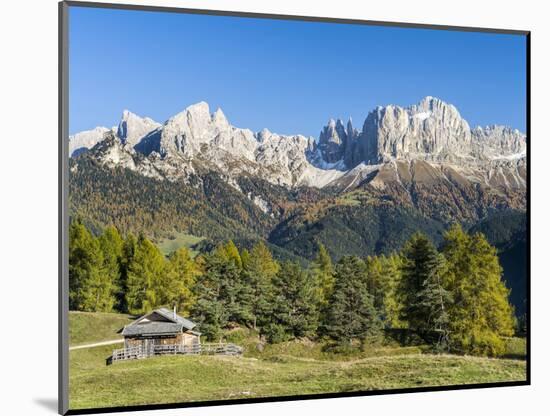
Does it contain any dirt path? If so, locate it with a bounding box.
[69,339,124,350]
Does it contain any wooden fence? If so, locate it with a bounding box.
[110,342,243,363]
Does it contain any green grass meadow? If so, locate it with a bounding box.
[155,232,205,257]
[69,311,132,346]
[68,312,527,410]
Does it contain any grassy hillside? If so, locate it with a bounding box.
[69,345,525,410]
[68,313,527,411]
[69,311,133,346]
[155,231,205,257]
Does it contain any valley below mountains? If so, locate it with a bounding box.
[69,96,528,315]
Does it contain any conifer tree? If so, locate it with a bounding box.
[249,241,279,277]
[243,241,279,329]
[190,255,229,341]
[193,253,207,275]
[165,247,197,315]
[97,226,124,311]
[399,233,448,335]
[323,256,382,345]
[99,226,123,273]
[191,250,251,340]
[262,261,318,343]
[118,232,137,313]
[416,252,452,350]
[214,240,243,269]
[442,224,515,356]
[365,255,385,312]
[311,243,335,308]
[379,254,405,329]
[364,254,405,328]
[125,234,166,314]
[69,221,106,311]
[240,248,251,270]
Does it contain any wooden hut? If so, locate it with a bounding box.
[121,307,201,351]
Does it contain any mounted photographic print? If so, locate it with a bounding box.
[59,1,530,414]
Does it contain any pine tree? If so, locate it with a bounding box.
[323,256,382,345]
[261,261,318,343]
[217,257,251,326]
[399,233,449,336]
[214,240,243,269]
[97,226,123,312]
[311,243,335,308]
[416,252,452,350]
[191,250,251,340]
[243,241,279,330]
[190,255,229,341]
[379,254,405,329]
[365,255,385,312]
[118,232,137,313]
[125,234,166,314]
[240,248,251,270]
[69,221,105,311]
[165,248,197,315]
[442,224,515,356]
[363,254,406,329]
[250,241,280,277]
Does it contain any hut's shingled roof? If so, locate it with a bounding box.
[156,307,196,330]
[121,308,198,337]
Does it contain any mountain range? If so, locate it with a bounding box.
[69,96,527,316]
[70,96,526,191]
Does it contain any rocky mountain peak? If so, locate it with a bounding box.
[319,117,349,164]
[187,101,211,117]
[169,101,210,128]
[357,97,472,163]
[69,126,112,157]
[417,95,443,108]
[212,108,230,130]
[257,128,273,142]
[346,117,354,136]
[158,102,217,157]
[117,110,160,147]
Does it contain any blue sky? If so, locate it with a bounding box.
[69,6,527,136]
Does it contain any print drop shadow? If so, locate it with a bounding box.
[33,398,58,413]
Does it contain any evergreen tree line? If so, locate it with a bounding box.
[69,221,515,356]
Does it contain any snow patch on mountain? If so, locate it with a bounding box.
[491,149,527,161]
[413,111,432,121]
